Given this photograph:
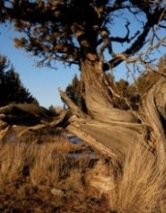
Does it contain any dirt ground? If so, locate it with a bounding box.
[0,171,111,213]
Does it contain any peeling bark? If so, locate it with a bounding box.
[59,60,166,161]
[142,77,166,160]
[80,60,138,123]
[142,78,166,143]
[67,121,149,164]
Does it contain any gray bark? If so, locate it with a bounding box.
[81,60,138,123]
[61,60,166,160]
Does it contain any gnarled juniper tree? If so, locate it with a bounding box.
[1,0,166,160]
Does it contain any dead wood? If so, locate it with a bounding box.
[0,72,165,164]
[0,103,53,126]
[58,71,166,161]
[67,121,148,164]
[142,77,166,161]
[0,120,11,142]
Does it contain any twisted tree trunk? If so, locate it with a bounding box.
[60,59,166,162]
[0,59,165,163]
[80,60,138,123]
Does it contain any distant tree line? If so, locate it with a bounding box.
[0,55,37,106]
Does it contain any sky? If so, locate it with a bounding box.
[0,23,127,109]
[0,24,80,108]
[0,6,165,108]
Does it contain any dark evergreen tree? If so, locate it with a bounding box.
[0,55,36,106]
[65,74,86,111]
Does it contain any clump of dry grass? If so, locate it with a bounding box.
[87,144,166,213]
[85,159,113,198]
[3,129,166,213]
[110,145,166,213]
[0,142,27,182]
[0,134,88,186]
[0,132,108,212]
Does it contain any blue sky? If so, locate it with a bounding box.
[0,24,80,108]
[0,23,127,108]
[0,9,165,108]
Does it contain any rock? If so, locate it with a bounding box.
[50,188,64,197]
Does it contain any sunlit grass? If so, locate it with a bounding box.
[1,132,166,212]
[0,135,88,185]
[87,143,166,213]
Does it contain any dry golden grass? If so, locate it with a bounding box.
[1,131,166,213]
[0,133,109,212]
[109,146,166,213]
[86,144,166,213]
[0,134,86,186]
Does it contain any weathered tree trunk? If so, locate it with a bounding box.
[80,60,138,123]
[0,59,165,163]
[142,77,166,159]
[60,59,166,162]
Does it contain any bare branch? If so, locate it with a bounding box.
[107,7,166,68]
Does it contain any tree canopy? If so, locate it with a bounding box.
[1,0,165,70]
